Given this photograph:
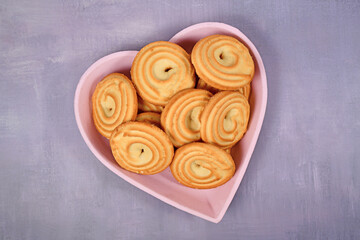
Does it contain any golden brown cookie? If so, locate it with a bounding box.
[161,89,212,147]
[131,41,196,106]
[170,142,235,189]
[239,83,251,100]
[92,73,138,139]
[197,78,251,100]
[191,34,255,90]
[200,91,250,148]
[196,78,219,95]
[135,112,161,128]
[110,122,174,175]
[137,96,164,113]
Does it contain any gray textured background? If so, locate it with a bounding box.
[1,0,359,239]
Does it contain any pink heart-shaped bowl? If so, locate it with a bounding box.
[74,22,267,223]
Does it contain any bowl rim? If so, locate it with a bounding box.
[74,22,267,223]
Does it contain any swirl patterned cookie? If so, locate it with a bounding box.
[110,122,174,175]
[131,41,196,106]
[191,34,255,90]
[161,89,212,147]
[200,91,250,149]
[239,83,251,100]
[135,112,161,128]
[170,142,235,189]
[137,95,164,113]
[196,78,219,95]
[197,78,251,100]
[92,73,138,139]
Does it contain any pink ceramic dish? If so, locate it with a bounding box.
[74,22,267,223]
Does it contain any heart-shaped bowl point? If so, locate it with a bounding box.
[74,22,267,223]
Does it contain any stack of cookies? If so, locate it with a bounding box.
[92,35,254,189]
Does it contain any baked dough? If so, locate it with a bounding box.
[239,83,251,100]
[110,122,174,175]
[197,78,251,100]
[196,78,219,95]
[131,41,196,106]
[92,73,137,138]
[137,95,163,113]
[224,148,231,154]
[200,91,250,148]
[191,34,254,90]
[161,89,212,147]
[170,142,235,189]
[136,112,161,128]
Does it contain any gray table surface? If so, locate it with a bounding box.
[1,0,359,239]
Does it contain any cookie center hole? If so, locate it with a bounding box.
[164,67,172,72]
[138,148,145,157]
[219,53,224,59]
